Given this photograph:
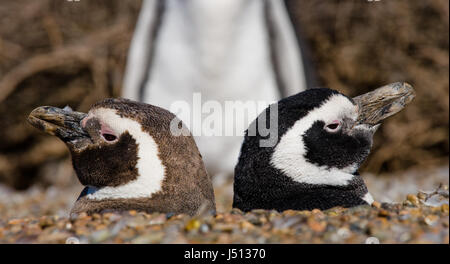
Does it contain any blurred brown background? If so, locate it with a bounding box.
[0,0,448,190]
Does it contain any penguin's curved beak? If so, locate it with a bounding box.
[28,106,90,144]
[353,82,415,128]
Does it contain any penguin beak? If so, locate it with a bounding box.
[28,106,90,143]
[352,82,415,128]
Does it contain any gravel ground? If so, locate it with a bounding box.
[0,166,448,244]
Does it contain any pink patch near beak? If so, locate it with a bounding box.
[100,123,116,136]
[330,120,340,126]
[81,117,88,128]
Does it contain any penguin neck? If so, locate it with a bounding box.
[269,174,370,211]
[236,162,370,211]
[234,137,371,211]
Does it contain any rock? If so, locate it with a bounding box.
[65,236,80,244]
[307,217,326,232]
[371,201,381,209]
[441,204,449,213]
[131,233,164,244]
[185,219,201,232]
[7,219,24,225]
[128,210,137,216]
[423,215,439,226]
[406,194,420,206]
[240,221,255,232]
[378,209,389,217]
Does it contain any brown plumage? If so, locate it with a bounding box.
[28,98,216,216]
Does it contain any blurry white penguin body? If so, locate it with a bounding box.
[123,0,309,177]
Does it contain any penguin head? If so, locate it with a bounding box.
[29,98,216,215]
[271,82,415,186]
[272,88,374,186]
[28,98,193,190]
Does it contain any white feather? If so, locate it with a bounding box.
[362,192,375,204]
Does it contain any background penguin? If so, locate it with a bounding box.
[28,98,216,216]
[122,0,317,179]
[233,82,415,212]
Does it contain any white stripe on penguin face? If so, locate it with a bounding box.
[85,108,166,200]
[271,94,358,186]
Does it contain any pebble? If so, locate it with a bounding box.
[423,215,439,226]
[7,219,23,225]
[185,219,200,232]
[417,192,427,200]
[0,188,448,244]
[240,221,255,232]
[378,209,390,217]
[307,217,327,232]
[199,224,210,233]
[128,210,137,216]
[65,236,80,244]
[371,201,381,209]
[441,204,449,213]
[407,194,420,206]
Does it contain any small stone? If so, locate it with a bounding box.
[131,233,164,244]
[78,212,89,219]
[165,212,175,219]
[149,215,166,225]
[371,201,381,209]
[128,210,137,216]
[199,224,210,233]
[90,229,111,243]
[283,210,298,216]
[10,225,22,233]
[311,209,323,215]
[95,224,107,230]
[441,204,449,213]
[307,217,326,232]
[38,217,54,228]
[424,215,439,226]
[107,213,122,222]
[337,228,351,239]
[66,236,80,244]
[8,219,23,225]
[215,213,224,220]
[230,208,243,215]
[378,209,389,217]
[185,219,201,232]
[403,200,412,206]
[417,192,427,200]
[214,223,235,232]
[102,212,115,219]
[406,194,420,206]
[251,209,267,215]
[92,213,102,220]
[240,221,255,232]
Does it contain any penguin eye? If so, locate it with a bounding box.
[324,120,341,132]
[102,133,117,142]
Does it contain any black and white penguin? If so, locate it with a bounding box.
[28,98,216,216]
[122,0,316,177]
[233,82,415,212]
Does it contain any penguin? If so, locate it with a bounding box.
[233,82,415,212]
[122,0,316,178]
[28,98,216,216]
